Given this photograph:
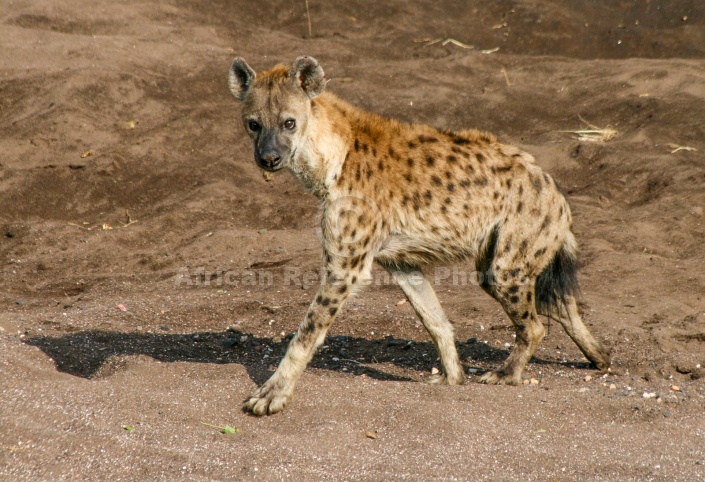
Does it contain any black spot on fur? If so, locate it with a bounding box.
[404,173,413,182]
[419,135,439,143]
[510,295,520,304]
[407,158,414,168]
[316,295,323,304]
[521,311,529,319]
[508,286,519,294]
[322,298,331,306]
[447,183,455,192]
[447,154,458,163]
[460,179,471,188]
[516,202,523,214]
[535,246,580,316]
[354,139,360,152]
[337,285,348,294]
[475,177,488,187]
[444,197,452,205]
[426,156,435,166]
[431,175,442,186]
[476,153,486,163]
[518,184,524,195]
[424,190,433,200]
[441,205,447,213]
[541,215,552,229]
[445,170,453,179]
[378,160,385,172]
[301,320,316,335]
[329,307,338,316]
[496,165,512,173]
[388,146,396,158]
[362,143,369,154]
[408,140,417,149]
[356,166,361,181]
[506,179,512,189]
[532,175,543,193]
[534,247,547,258]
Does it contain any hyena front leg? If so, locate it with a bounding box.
[244,255,371,416]
[389,267,465,385]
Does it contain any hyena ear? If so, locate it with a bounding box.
[289,56,326,99]
[228,57,256,101]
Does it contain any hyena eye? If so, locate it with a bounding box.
[248,120,261,132]
[284,119,296,130]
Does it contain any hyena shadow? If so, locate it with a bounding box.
[24,329,586,384]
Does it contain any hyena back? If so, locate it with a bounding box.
[228,56,610,416]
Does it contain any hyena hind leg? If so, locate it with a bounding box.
[538,295,611,371]
[479,279,545,386]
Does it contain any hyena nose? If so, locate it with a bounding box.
[260,152,281,168]
[258,151,282,171]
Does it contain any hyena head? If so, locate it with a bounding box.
[228,56,326,172]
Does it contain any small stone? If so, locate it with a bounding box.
[272,337,282,344]
[609,383,617,390]
[522,379,530,385]
[16,300,26,306]
[467,368,478,374]
[240,335,248,343]
[578,387,589,393]
[584,375,592,382]
[670,385,680,392]
[530,378,539,385]
[431,367,439,375]
[258,229,268,235]
[642,392,657,399]
[331,357,340,362]
[663,411,671,418]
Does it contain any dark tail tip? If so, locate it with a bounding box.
[535,245,580,314]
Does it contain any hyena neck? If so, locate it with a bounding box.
[288,93,351,199]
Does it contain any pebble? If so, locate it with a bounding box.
[609,383,617,390]
[272,337,282,344]
[663,411,671,418]
[578,387,589,393]
[530,378,539,385]
[331,357,340,362]
[670,385,680,392]
[584,375,592,382]
[467,368,478,374]
[16,300,26,306]
[643,392,657,399]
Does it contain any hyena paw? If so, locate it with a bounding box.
[243,379,292,416]
[479,369,520,386]
[424,370,465,385]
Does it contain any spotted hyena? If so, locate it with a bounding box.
[228,56,610,416]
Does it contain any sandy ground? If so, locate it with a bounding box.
[1,1,705,480]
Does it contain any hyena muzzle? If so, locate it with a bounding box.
[227,56,611,416]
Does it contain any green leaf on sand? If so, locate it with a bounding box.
[201,422,241,434]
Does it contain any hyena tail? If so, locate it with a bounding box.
[535,234,580,315]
